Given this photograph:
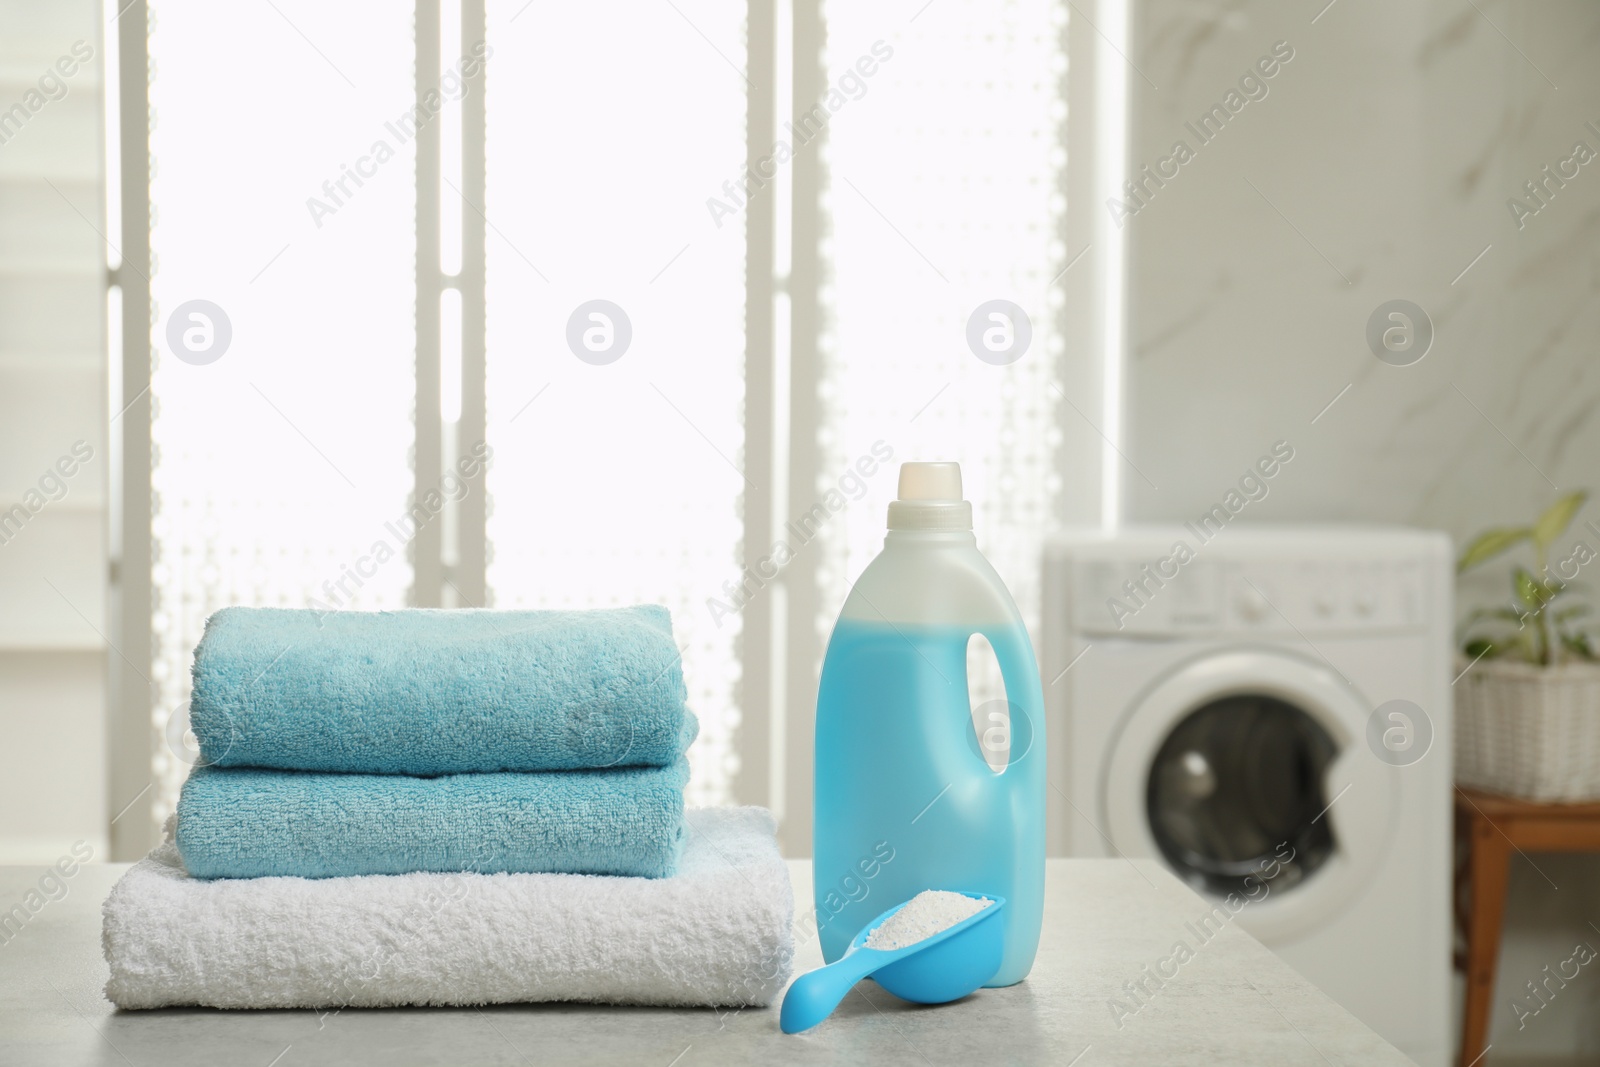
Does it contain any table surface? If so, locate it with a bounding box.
[1,858,1412,1066]
[1456,785,1600,819]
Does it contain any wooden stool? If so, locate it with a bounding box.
[1453,786,1600,1067]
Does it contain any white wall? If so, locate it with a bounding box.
[1124,0,1600,1059]
[0,0,108,863]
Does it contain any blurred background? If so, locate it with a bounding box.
[2,0,1598,1061]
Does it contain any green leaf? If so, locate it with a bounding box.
[1463,637,1501,660]
[1515,567,1547,609]
[1557,604,1593,622]
[1533,491,1587,548]
[1510,569,1564,612]
[1562,633,1598,661]
[1458,527,1532,572]
[1460,607,1529,627]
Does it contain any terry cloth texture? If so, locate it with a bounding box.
[105,807,794,1010]
[175,759,691,880]
[188,604,692,774]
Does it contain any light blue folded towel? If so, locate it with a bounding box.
[175,760,691,880]
[189,604,691,775]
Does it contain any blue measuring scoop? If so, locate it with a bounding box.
[780,892,1006,1034]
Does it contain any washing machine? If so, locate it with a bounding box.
[1043,525,1452,1066]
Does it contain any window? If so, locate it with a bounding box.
[483,0,749,806]
[817,0,1069,639]
[120,0,1079,849]
[144,2,416,822]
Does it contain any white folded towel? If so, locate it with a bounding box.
[103,806,793,1010]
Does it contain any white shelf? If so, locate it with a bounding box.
[0,351,102,371]
[0,637,104,652]
[0,497,104,514]
[0,264,105,282]
[0,69,103,90]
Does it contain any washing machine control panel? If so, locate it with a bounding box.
[1072,554,1427,636]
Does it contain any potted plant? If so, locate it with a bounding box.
[1454,491,1600,801]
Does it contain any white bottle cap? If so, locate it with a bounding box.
[888,462,973,530]
[897,461,962,501]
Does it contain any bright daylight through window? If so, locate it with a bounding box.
[139,0,1070,822]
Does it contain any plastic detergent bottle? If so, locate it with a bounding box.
[813,461,1045,987]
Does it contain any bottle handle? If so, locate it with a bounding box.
[972,605,1044,775]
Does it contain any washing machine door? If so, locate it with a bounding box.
[1101,648,1397,945]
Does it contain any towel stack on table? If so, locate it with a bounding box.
[175,605,697,881]
[102,605,794,1011]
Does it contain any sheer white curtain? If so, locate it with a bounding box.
[146,3,416,821]
[138,0,1069,826]
[816,0,1069,640]
[482,0,749,806]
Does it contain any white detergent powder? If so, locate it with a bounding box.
[866,890,993,951]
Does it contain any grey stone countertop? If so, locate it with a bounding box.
[0,858,1412,1066]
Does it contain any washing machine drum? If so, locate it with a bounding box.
[1147,695,1337,897]
[1103,649,1398,943]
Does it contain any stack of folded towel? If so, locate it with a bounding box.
[176,605,698,881]
[103,604,794,1010]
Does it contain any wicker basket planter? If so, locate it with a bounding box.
[1455,658,1600,802]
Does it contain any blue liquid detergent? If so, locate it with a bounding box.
[813,462,1045,987]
